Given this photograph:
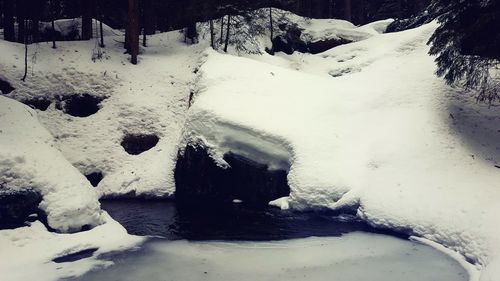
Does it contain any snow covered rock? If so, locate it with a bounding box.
[0,96,104,232]
[184,22,500,280]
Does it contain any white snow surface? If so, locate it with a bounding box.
[0,214,143,281]
[0,96,104,232]
[184,22,500,280]
[0,28,202,198]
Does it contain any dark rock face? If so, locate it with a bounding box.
[57,94,105,117]
[271,24,351,55]
[121,134,160,155]
[307,37,353,54]
[174,145,290,206]
[85,172,104,187]
[271,24,308,55]
[0,77,15,95]
[0,188,42,229]
[22,98,52,111]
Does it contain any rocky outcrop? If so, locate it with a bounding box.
[174,145,290,206]
[0,188,42,229]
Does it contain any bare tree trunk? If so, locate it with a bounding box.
[209,19,215,49]
[269,7,274,41]
[31,0,41,43]
[51,20,56,48]
[17,0,26,43]
[143,0,155,35]
[223,15,231,53]
[128,0,139,64]
[344,0,352,22]
[3,0,15,41]
[81,0,93,40]
[22,20,28,81]
[219,16,225,44]
[100,20,105,47]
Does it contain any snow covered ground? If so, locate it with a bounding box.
[0,28,201,199]
[0,214,143,281]
[183,22,500,281]
[0,11,499,281]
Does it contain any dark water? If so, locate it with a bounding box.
[100,199,402,241]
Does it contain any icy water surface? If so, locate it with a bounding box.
[71,200,469,281]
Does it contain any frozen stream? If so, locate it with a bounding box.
[70,200,469,281]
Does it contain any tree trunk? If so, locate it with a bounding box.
[16,0,26,43]
[30,0,41,43]
[3,0,15,41]
[100,20,105,47]
[22,20,28,81]
[51,20,56,48]
[81,0,93,40]
[209,19,215,49]
[143,0,155,35]
[269,7,274,41]
[128,0,139,64]
[223,15,231,53]
[219,16,225,45]
[344,0,352,22]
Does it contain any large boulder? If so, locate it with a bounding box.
[175,145,290,206]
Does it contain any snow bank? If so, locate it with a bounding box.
[0,96,104,232]
[0,213,143,281]
[184,22,500,280]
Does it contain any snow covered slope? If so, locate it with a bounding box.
[0,29,204,198]
[0,96,104,232]
[184,22,500,280]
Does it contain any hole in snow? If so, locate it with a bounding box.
[58,94,105,117]
[121,134,159,155]
[0,77,15,95]
[22,98,52,111]
[85,172,104,187]
[52,248,98,263]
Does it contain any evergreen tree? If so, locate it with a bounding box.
[427,0,500,105]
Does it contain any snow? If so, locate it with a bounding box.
[0,214,143,281]
[283,12,393,43]
[76,232,470,281]
[1,10,499,281]
[183,22,500,280]
[0,26,204,199]
[0,96,104,232]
